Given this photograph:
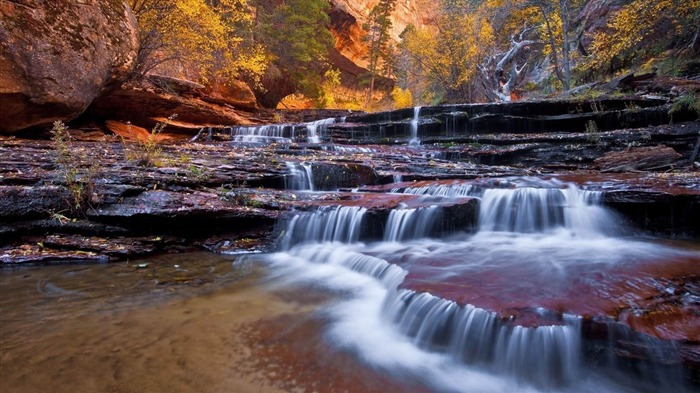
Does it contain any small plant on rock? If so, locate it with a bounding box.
[50,120,98,212]
[123,115,176,167]
[585,120,606,148]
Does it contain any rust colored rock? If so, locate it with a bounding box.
[594,145,682,172]
[105,120,151,141]
[575,0,625,53]
[202,79,258,110]
[0,0,138,133]
[88,78,255,131]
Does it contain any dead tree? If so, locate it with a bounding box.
[479,26,542,101]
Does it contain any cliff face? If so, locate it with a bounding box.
[328,0,427,77]
[0,0,139,133]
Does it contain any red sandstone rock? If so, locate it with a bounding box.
[87,78,256,132]
[202,79,258,111]
[105,120,152,142]
[0,0,138,132]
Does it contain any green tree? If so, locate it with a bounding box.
[363,0,397,104]
[253,0,334,107]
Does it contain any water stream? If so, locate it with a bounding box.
[409,106,422,147]
[265,177,699,392]
[2,178,697,393]
[284,161,315,191]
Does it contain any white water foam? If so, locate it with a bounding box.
[285,161,314,191]
[409,106,421,147]
[230,124,293,144]
[264,241,638,393]
[279,206,366,249]
[263,177,696,392]
[306,118,336,144]
[384,205,442,241]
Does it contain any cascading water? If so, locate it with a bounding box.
[279,206,366,249]
[394,182,478,197]
[409,106,421,147]
[382,289,582,387]
[397,179,620,237]
[265,177,697,393]
[333,146,376,153]
[305,118,336,144]
[285,161,314,191]
[384,205,441,241]
[477,186,617,235]
[230,124,292,144]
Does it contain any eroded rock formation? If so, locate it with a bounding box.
[0,0,139,133]
[86,76,257,133]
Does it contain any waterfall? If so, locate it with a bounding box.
[266,175,691,392]
[278,243,406,289]
[230,125,292,144]
[285,161,314,191]
[394,183,478,197]
[333,146,376,153]
[394,179,620,237]
[478,188,568,233]
[409,106,421,147]
[478,185,619,236]
[384,206,441,241]
[305,118,336,144]
[383,289,582,387]
[279,206,367,249]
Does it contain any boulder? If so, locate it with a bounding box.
[202,79,258,110]
[87,78,256,132]
[0,0,139,133]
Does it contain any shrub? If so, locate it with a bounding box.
[50,121,97,212]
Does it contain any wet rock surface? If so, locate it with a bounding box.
[1,99,699,383]
[2,97,699,262]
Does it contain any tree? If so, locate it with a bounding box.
[589,0,700,74]
[398,0,496,103]
[251,0,335,107]
[524,0,588,91]
[128,0,267,84]
[478,24,542,101]
[363,0,397,104]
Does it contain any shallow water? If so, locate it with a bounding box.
[0,253,425,393]
[264,237,699,393]
[2,176,698,393]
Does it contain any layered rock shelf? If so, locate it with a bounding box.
[2,98,699,263]
[1,98,699,390]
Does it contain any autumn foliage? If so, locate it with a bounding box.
[125,0,700,108]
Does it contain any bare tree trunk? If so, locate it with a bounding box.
[559,0,571,91]
[536,2,566,90]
